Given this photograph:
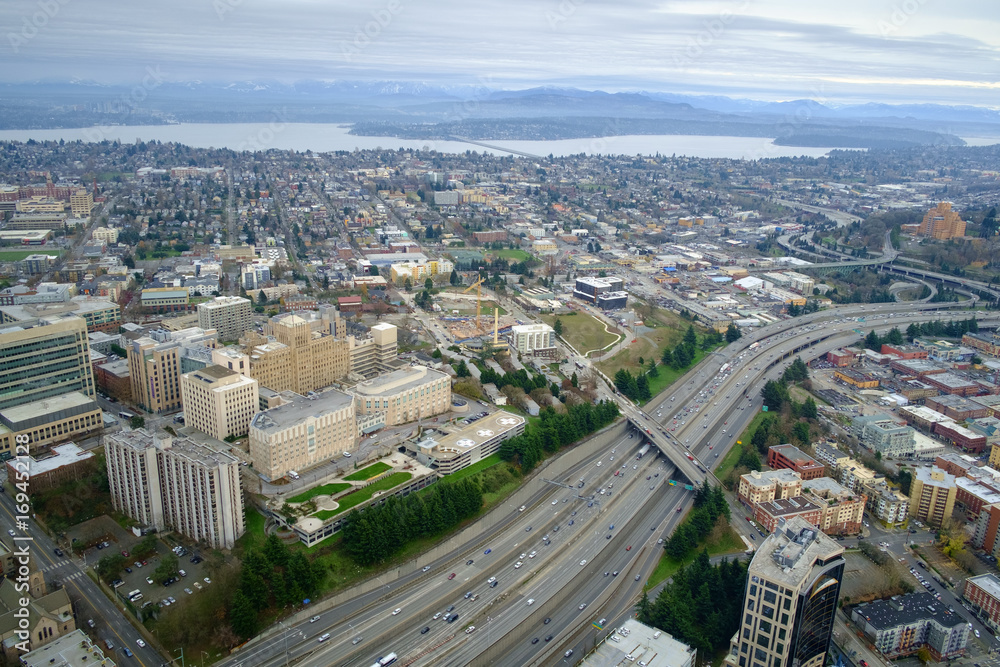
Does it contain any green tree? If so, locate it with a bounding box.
[801,396,818,420]
[725,324,741,343]
[404,277,412,292]
[455,360,471,377]
[130,415,145,429]
[449,269,460,285]
[661,347,674,366]
[153,552,178,583]
[793,421,811,444]
[229,590,258,639]
[636,374,652,402]
[647,358,658,378]
[570,372,579,387]
[885,327,904,346]
[761,380,789,412]
[553,319,563,337]
[424,277,434,290]
[683,325,697,347]
[257,289,267,305]
[96,554,125,582]
[865,329,882,351]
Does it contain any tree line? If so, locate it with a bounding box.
[905,317,978,341]
[229,534,324,639]
[478,366,549,395]
[638,551,748,656]
[499,401,620,472]
[663,484,731,560]
[340,479,483,567]
[614,325,725,403]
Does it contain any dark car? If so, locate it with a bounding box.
[544,617,551,624]
[420,627,430,634]
[466,559,474,565]
[532,637,539,644]
[125,567,132,573]
[54,548,63,557]
[489,581,498,588]
[446,605,455,612]
[545,635,553,642]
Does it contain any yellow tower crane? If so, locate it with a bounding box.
[462,276,486,330]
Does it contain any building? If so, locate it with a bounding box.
[813,442,851,471]
[197,296,252,342]
[248,388,357,482]
[834,368,880,389]
[807,477,867,535]
[3,442,95,493]
[104,429,244,549]
[964,573,1000,633]
[753,496,822,534]
[723,517,845,667]
[581,618,696,667]
[851,593,969,660]
[69,189,93,217]
[407,411,526,474]
[767,444,825,480]
[852,415,916,459]
[7,213,66,230]
[140,287,190,312]
[917,202,966,240]
[91,226,120,244]
[926,395,990,421]
[738,469,803,508]
[0,315,95,411]
[880,344,929,360]
[924,372,982,397]
[934,421,987,453]
[972,504,1000,557]
[0,295,121,334]
[826,349,856,367]
[351,365,451,427]
[870,482,911,527]
[508,322,557,356]
[0,575,74,661]
[95,358,132,403]
[128,327,218,414]
[909,466,957,526]
[0,392,103,457]
[573,276,627,308]
[180,364,259,441]
[347,322,399,377]
[964,332,1000,358]
[19,629,116,667]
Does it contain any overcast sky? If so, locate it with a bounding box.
[4,0,998,106]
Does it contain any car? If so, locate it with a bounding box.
[532,637,539,644]
[604,571,610,577]
[525,526,532,532]
[487,576,496,584]
[976,629,981,638]
[579,603,587,610]
[860,661,868,667]
[136,639,146,648]
[121,550,129,557]
[318,633,331,642]
[529,551,537,558]
[123,648,133,658]
[465,626,476,634]
[612,571,618,576]
[568,520,574,526]
[466,559,474,565]
[544,617,551,624]
[421,626,430,634]
[6,530,13,537]
[134,561,142,568]
[484,548,491,555]
[545,635,553,642]
[464,591,473,599]
[433,612,442,619]
[552,499,559,504]
[580,559,587,566]
[422,565,431,572]
[167,596,176,604]
[448,572,456,579]
[352,636,363,645]
[636,575,641,581]
[125,567,132,574]
[194,582,203,590]
[514,562,523,569]
[203,577,211,584]
[54,548,63,557]
[184,587,193,595]
[606,534,612,539]
[489,580,498,587]
[392,608,401,615]
[519,505,526,512]
[146,577,154,585]
[527,598,535,605]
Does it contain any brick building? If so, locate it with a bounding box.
[881,344,929,360]
[767,444,825,480]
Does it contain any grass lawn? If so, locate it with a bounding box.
[0,249,61,262]
[491,248,531,261]
[343,462,392,482]
[315,472,413,518]
[288,483,351,504]
[236,507,268,553]
[715,410,769,479]
[647,524,745,587]
[443,454,501,483]
[541,312,619,355]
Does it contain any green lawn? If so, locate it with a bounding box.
[492,248,531,261]
[647,524,745,587]
[541,312,619,355]
[314,472,413,518]
[237,507,268,552]
[0,249,61,262]
[715,410,769,479]
[443,454,501,483]
[288,483,351,504]
[343,462,392,482]
[615,343,723,406]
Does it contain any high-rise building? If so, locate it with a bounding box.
[917,202,966,240]
[127,327,218,414]
[180,364,259,441]
[909,466,957,526]
[347,322,399,377]
[724,517,845,667]
[248,388,357,481]
[351,365,451,426]
[240,310,349,394]
[0,315,95,410]
[197,296,252,342]
[105,429,244,549]
[508,323,557,356]
[69,189,94,218]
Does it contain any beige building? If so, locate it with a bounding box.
[348,322,399,377]
[249,388,357,481]
[738,469,803,508]
[0,392,103,456]
[69,189,94,218]
[806,477,867,535]
[909,466,957,526]
[724,517,845,667]
[20,630,116,667]
[181,364,259,441]
[0,315,95,410]
[918,202,966,240]
[241,311,349,394]
[91,226,120,244]
[197,296,253,342]
[352,365,451,426]
[105,429,245,549]
[0,570,74,661]
[127,327,218,414]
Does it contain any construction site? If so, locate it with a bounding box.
[435,278,518,343]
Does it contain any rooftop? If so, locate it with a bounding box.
[742,468,802,488]
[351,365,448,397]
[416,411,526,458]
[854,592,968,630]
[752,516,844,585]
[967,573,1000,601]
[758,496,822,517]
[19,629,115,667]
[580,618,696,667]
[13,442,94,477]
[251,389,354,433]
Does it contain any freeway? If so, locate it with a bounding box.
[224,300,988,666]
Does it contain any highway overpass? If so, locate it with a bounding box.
[622,411,706,485]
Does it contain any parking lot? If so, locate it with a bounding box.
[94,537,216,611]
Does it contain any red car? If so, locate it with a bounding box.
[448,573,456,580]
[860,661,868,667]
[121,551,129,557]
[626,546,632,551]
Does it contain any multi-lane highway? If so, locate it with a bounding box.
[224,300,992,667]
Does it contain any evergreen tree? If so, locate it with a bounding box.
[553,318,563,336]
[229,590,259,639]
[684,325,697,347]
[661,347,674,367]
[571,372,579,387]
[636,374,652,402]
[725,324,741,343]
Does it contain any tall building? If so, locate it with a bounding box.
[508,323,557,356]
[351,365,451,426]
[128,327,218,414]
[180,364,259,441]
[724,517,845,667]
[909,466,957,526]
[69,189,94,218]
[105,429,244,549]
[917,202,966,240]
[197,296,252,342]
[248,388,357,481]
[0,315,95,410]
[241,310,349,394]
[348,322,399,377]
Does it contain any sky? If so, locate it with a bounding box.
[3,0,999,106]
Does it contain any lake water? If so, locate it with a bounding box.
[0,123,995,159]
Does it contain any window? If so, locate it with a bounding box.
[762,606,774,620]
[764,590,777,604]
[759,621,771,633]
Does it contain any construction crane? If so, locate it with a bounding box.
[463,276,486,330]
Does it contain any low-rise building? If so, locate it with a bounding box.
[582,618,696,667]
[249,388,357,481]
[964,574,1000,634]
[737,469,803,508]
[827,348,856,367]
[852,415,916,459]
[0,575,75,661]
[851,593,969,660]
[3,442,95,493]
[0,391,103,456]
[19,629,115,667]
[140,287,190,312]
[351,365,451,427]
[834,368,880,389]
[508,322,557,356]
[407,411,526,474]
[767,444,825,480]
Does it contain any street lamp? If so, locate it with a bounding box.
[201,651,209,667]
[173,648,185,667]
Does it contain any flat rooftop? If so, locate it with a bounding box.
[251,389,354,433]
[580,618,696,667]
[752,516,843,586]
[417,411,526,457]
[19,630,116,667]
[967,573,1000,602]
[16,442,94,477]
[0,391,99,432]
[854,592,968,630]
[351,365,448,397]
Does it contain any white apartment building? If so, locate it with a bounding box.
[104,429,245,549]
[352,365,451,426]
[508,323,557,356]
[249,388,357,481]
[180,364,259,441]
[197,296,252,342]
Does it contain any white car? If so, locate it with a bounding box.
[527,598,535,605]
[392,608,401,615]
[465,626,476,634]
[514,561,523,569]
[579,559,587,566]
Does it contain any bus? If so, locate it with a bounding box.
[118,411,135,420]
[372,655,397,667]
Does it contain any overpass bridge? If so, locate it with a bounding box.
[619,407,707,486]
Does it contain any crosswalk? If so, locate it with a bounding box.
[42,559,72,572]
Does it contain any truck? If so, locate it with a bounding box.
[636,444,651,459]
[749,342,760,351]
[720,363,731,374]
